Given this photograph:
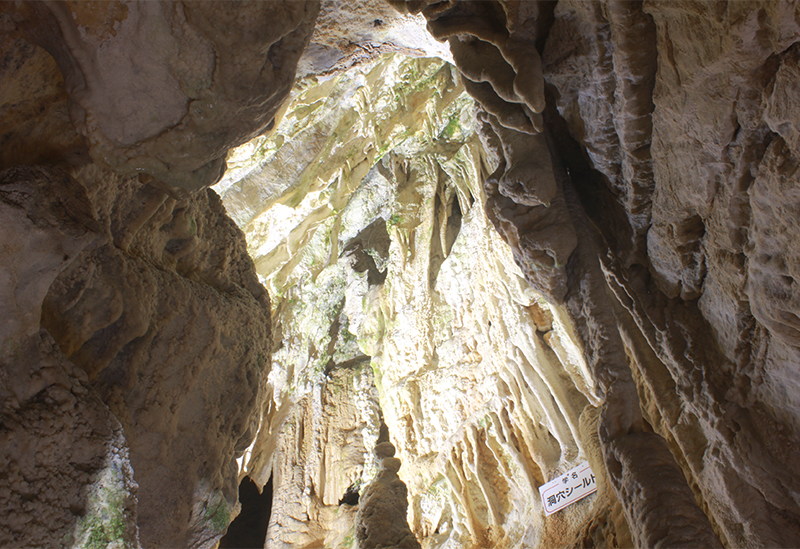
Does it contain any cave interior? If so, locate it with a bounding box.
[2,1,800,548]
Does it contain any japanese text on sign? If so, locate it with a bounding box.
[538,461,597,515]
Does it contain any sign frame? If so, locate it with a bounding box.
[538,461,597,515]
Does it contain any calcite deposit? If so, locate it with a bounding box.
[266,364,382,549]
[218,52,621,548]
[3,1,800,549]
[357,441,420,549]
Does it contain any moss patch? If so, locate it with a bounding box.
[72,462,132,549]
[204,491,233,533]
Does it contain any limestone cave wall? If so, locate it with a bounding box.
[1,2,316,547]
[393,1,800,547]
[2,1,800,549]
[217,49,621,548]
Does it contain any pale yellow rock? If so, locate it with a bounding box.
[266,365,381,549]
[220,53,609,549]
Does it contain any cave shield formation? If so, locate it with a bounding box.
[2,0,800,548]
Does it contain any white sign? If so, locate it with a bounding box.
[539,461,597,515]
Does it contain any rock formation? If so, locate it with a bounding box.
[1,1,315,546]
[3,1,800,549]
[266,364,382,549]
[0,166,137,548]
[357,441,420,549]
[4,0,318,192]
[219,50,623,548]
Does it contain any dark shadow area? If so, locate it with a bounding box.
[429,178,464,289]
[219,475,273,549]
[543,83,635,264]
[339,482,360,506]
[342,218,391,286]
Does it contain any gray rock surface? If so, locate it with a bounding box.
[357,442,420,549]
[0,166,138,548]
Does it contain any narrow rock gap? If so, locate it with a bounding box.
[543,84,636,263]
[339,482,360,506]
[218,475,273,549]
[533,0,559,54]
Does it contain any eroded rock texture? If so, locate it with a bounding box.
[298,0,451,78]
[2,162,275,548]
[0,166,138,548]
[39,165,273,548]
[1,1,315,547]
[402,0,800,547]
[387,0,579,305]
[357,441,420,549]
[267,364,381,549]
[228,1,800,548]
[4,1,800,548]
[218,53,624,549]
[2,0,319,191]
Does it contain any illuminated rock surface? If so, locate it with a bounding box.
[216,52,615,548]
